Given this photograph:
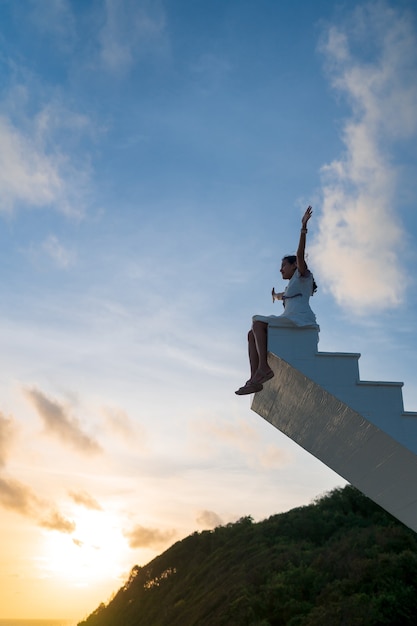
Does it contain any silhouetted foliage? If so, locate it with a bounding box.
[78,486,417,626]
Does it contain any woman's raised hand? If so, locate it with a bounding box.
[302,205,312,228]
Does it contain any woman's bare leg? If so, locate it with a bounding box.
[235,322,273,395]
[248,329,259,379]
[252,321,268,371]
[251,320,274,383]
[235,330,261,394]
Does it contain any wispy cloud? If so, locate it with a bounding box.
[24,387,102,454]
[42,234,76,268]
[69,490,103,511]
[98,0,167,73]
[123,524,176,549]
[311,1,417,314]
[0,475,75,533]
[0,115,64,214]
[42,235,75,269]
[0,475,39,517]
[73,538,84,548]
[193,417,292,469]
[0,410,76,532]
[0,413,15,467]
[39,509,76,533]
[196,510,223,529]
[0,108,90,217]
[27,0,76,48]
[102,406,143,445]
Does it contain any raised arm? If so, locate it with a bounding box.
[296,206,312,276]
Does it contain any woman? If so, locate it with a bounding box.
[235,206,318,396]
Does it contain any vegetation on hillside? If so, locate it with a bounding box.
[78,486,417,626]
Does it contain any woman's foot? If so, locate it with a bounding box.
[235,380,263,395]
[251,367,274,385]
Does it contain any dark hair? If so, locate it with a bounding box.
[282,255,318,295]
[282,255,297,265]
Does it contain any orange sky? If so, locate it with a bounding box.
[0,383,342,621]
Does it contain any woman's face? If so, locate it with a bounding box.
[280,259,297,280]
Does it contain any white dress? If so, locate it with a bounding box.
[253,269,319,329]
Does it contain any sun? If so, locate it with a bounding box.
[39,509,130,587]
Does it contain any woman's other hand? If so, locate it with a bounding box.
[272,287,284,302]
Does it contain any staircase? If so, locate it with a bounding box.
[251,323,417,533]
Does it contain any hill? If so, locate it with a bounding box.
[78,485,417,626]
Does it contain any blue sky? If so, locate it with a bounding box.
[0,0,416,621]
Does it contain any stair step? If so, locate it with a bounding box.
[358,380,403,387]
[403,411,417,419]
[312,352,361,385]
[317,351,361,358]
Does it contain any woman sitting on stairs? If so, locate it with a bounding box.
[235,206,319,396]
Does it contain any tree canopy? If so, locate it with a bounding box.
[78,485,417,626]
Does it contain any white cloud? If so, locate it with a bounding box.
[42,235,76,268]
[0,116,63,213]
[311,1,417,314]
[99,0,167,73]
[0,109,90,217]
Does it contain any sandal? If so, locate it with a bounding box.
[235,381,263,395]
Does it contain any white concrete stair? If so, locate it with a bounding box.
[251,324,417,532]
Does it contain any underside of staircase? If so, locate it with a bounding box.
[251,324,417,533]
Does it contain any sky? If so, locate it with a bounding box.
[0,0,416,621]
